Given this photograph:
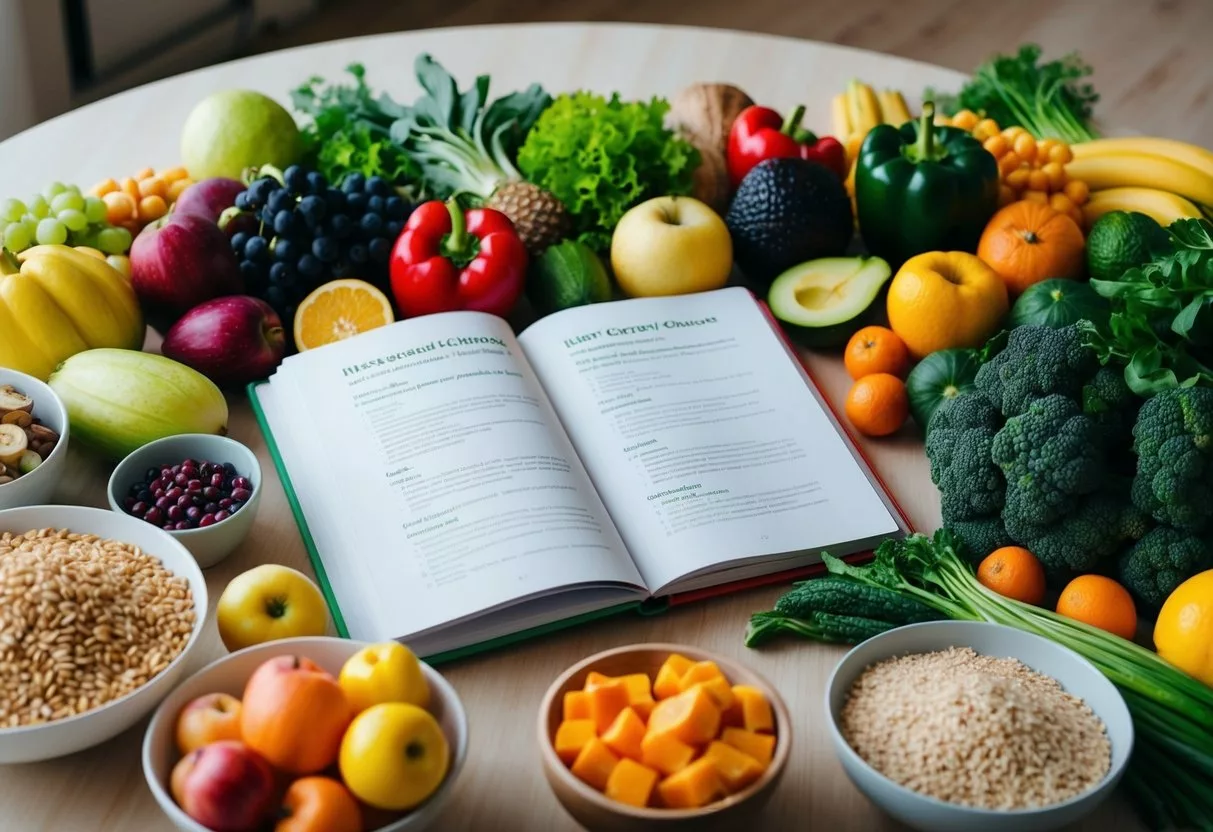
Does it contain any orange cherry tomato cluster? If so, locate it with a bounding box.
[89,167,196,235]
[942,110,1089,228]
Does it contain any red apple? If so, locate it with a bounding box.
[130,212,243,330]
[175,692,243,756]
[161,296,286,386]
[173,177,245,225]
[169,740,276,832]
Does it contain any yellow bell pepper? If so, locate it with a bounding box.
[337,641,429,714]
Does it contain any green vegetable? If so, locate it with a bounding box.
[1009,279,1110,330]
[926,43,1100,143]
[387,54,551,201]
[516,92,699,251]
[905,348,983,427]
[1083,218,1213,397]
[1118,526,1213,611]
[1130,386,1213,532]
[924,392,1005,524]
[771,575,944,624]
[749,529,1213,831]
[527,239,613,315]
[1086,210,1171,282]
[854,102,1000,269]
[974,322,1100,416]
[744,610,892,648]
[290,63,418,187]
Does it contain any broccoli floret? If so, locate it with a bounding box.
[975,324,1099,417]
[1118,526,1213,609]
[992,395,1108,526]
[948,516,1014,565]
[925,393,1005,521]
[1005,491,1147,578]
[1131,387,1213,533]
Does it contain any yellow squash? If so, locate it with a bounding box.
[0,244,144,380]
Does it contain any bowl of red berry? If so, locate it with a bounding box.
[107,434,262,568]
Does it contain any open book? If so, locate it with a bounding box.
[250,287,907,661]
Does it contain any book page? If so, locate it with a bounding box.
[517,287,901,593]
[261,312,645,642]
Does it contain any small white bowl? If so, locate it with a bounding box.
[106,433,261,568]
[143,636,468,832]
[0,504,207,763]
[825,621,1133,832]
[0,368,70,510]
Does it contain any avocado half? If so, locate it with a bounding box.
[767,256,892,348]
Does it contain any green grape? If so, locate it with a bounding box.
[73,229,99,249]
[3,222,32,251]
[58,209,88,232]
[43,182,67,199]
[35,217,67,246]
[96,226,131,254]
[28,195,49,218]
[50,191,84,214]
[2,199,26,223]
[83,196,107,224]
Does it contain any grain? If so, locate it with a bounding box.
[839,647,1111,810]
[0,528,196,727]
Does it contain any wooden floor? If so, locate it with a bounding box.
[248,0,1213,143]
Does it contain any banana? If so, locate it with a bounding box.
[846,79,879,136]
[1080,187,1203,230]
[832,93,852,141]
[877,90,912,126]
[1065,153,1213,208]
[1072,137,1213,181]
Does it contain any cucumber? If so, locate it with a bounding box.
[766,256,892,348]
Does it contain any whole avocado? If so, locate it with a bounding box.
[724,157,853,287]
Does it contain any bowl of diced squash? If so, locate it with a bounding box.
[537,643,791,831]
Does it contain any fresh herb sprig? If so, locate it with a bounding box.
[928,43,1100,143]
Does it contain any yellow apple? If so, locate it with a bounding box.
[610,195,733,297]
[216,564,328,652]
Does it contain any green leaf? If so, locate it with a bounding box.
[1168,218,1213,250]
[413,53,458,128]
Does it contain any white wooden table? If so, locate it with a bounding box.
[0,22,1144,831]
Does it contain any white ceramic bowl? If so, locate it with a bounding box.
[0,504,207,763]
[106,433,262,569]
[0,368,70,510]
[143,636,468,832]
[825,620,1133,832]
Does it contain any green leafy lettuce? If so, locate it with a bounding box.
[516,92,700,252]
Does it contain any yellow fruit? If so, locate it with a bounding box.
[339,703,450,811]
[1081,187,1204,230]
[886,251,1008,359]
[1065,153,1213,207]
[831,93,851,140]
[338,641,430,714]
[1153,570,1213,686]
[216,564,329,652]
[1072,137,1213,180]
[293,279,395,351]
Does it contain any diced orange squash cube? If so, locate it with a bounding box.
[732,685,774,733]
[679,660,726,689]
[588,679,631,733]
[657,758,723,809]
[653,664,684,700]
[605,758,659,808]
[721,727,776,769]
[554,719,598,765]
[571,738,620,791]
[663,653,695,676]
[585,671,614,690]
[702,740,764,792]
[601,707,647,761]
[619,672,655,719]
[640,730,697,776]
[563,690,591,721]
[722,694,745,728]
[686,677,734,711]
[646,685,721,746]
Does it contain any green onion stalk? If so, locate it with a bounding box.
[820,530,1213,831]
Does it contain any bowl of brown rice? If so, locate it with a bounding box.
[825,620,1133,832]
[0,504,207,763]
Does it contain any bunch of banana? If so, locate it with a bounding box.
[833,79,913,165]
[1068,137,1213,228]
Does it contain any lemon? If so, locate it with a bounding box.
[1153,569,1213,686]
[181,90,303,180]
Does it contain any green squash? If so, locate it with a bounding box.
[905,348,982,428]
[1009,279,1110,330]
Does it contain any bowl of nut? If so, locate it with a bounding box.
[0,368,69,510]
[0,504,207,763]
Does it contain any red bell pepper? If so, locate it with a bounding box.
[726,104,848,186]
[389,198,527,319]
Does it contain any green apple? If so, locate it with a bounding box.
[609,196,733,297]
[181,90,303,180]
[215,564,328,652]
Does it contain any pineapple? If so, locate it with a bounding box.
[487,180,572,257]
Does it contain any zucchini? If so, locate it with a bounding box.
[772,575,944,625]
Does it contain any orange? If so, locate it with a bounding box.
[1152,569,1213,686]
[977,546,1047,606]
[976,201,1086,295]
[293,279,395,351]
[1055,574,1138,641]
[844,373,909,437]
[844,326,910,380]
[885,251,1009,359]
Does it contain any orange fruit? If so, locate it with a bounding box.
[977,546,1047,606]
[1056,574,1138,641]
[885,251,1009,359]
[294,279,395,351]
[976,201,1086,295]
[844,373,909,437]
[844,326,910,380]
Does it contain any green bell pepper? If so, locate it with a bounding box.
[855,101,1000,268]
